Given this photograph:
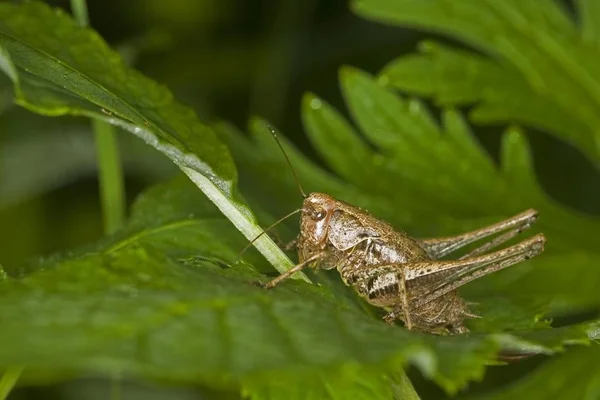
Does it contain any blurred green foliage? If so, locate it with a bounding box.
[1,1,600,400]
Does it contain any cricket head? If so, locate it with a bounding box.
[299,192,338,249]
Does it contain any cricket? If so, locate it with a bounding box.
[245,126,546,335]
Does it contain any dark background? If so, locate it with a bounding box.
[1,0,599,398]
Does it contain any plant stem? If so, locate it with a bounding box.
[70,0,89,27]
[0,367,23,400]
[109,371,122,400]
[93,119,125,234]
[392,368,421,400]
[70,0,125,235]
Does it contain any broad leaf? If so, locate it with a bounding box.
[0,110,176,209]
[466,344,600,400]
[225,67,600,316]
[352,0,600,165]
[0,1,303,281]
[1,1,599,398]
[0,177,593,399]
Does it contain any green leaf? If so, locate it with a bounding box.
[0,1,304,282]
[224,66,600,394]
[233,66,600,243]
[0,111,176,209]
[353,0,600,165]
[0,176,593,398]
[578,0,600,43]
[2,2,599,397]
[467,344,600,400]
[243,366,419,400]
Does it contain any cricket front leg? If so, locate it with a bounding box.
[263,253,321,288]
[418,209,539,260]
[268,231,298,251]
[283,237,298,252]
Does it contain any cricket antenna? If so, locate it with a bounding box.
[236,208,303,262]
[266,124,307,198]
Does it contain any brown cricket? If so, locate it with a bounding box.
[247,127,546,335]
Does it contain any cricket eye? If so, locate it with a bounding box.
[313,210,326,221]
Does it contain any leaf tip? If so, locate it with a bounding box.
[502,126,526,148]
[416,40,437,54]
[339,65,364,85]
[377,74,391,87]
[349,0,366,14]
[247,115,269,135]
[302,92,323,112]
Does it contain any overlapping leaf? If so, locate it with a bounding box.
[0,1,300,280]
[352,0,600,165]
[1,1,599,399]
[219,2,600,395]
[466,344,600,400]
[0,176,593,399]
[225,67,600,316]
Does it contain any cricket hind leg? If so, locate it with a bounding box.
[412,233,546,309]
[418,209,539,260]
[359,233,545,331]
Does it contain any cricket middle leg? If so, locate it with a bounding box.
[346,265,413,329]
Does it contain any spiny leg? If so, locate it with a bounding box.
[345,262,413,328]
[263,253,321,288]
[405,233,545,281]
[412,234,546,308]
[378,269,412,329]
[283,238,298,252]
[356,234,543,330]
[267,231,297,251]
[349,234,545,289]
[418,209,538,260]
[346,231,542,329]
